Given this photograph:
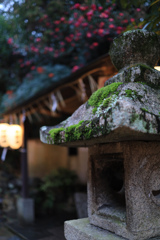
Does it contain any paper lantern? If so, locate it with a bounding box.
[154,66,160,71]
[0,123,9,147]
[8,124,23,149]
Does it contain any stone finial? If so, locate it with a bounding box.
[109,30,160,71]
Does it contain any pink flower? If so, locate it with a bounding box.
[109,18,114,22]
[48,47,53,52]
[136,8,141,12]
[98,6,103,11]
[86,32,92,38]
[60,41,65,46]
[130,18,135,22]
[7,38,13,44]
[60,17,65,21]
[73,3,80,9]
[86,10,94,17]
[79,6,88,11]
[100,12,108,18]
[119,13,124,16]
[72,66,79,72]
[109,24,115,29]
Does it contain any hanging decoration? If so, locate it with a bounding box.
[0,123,9,148]
[7,124,23,149]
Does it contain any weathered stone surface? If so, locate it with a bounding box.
[109,30,160,71]
[64,218,160,240]
[64,218,127,240]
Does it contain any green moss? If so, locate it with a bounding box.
[65,120,84,142]
[141,107,149,113]
[125,89,143,102]
[49,127,64,142]
[88,82,123,114]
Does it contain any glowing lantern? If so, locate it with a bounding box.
[8,124,23,149]
[0,123,9,147]
[154,66,160,71]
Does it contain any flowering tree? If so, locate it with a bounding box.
[0,0,145,105]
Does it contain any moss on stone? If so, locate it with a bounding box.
[65,120,85,141]
[125,89,143,102]
[88,82,123,114]
[141,107,149,113]
[49,127,64,143]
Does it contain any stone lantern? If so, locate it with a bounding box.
[40,30,160,240]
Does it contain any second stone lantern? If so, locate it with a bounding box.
[40,30,160,240]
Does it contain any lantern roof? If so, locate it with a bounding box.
[40,30,160,147]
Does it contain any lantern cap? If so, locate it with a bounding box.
[40,30,160,147]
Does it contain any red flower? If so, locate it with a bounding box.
[48,73,54,78]
[55,28,60,32]
[82,22,88,27]
[60,48,65,52]
[119,13,124,16]
[37,67,44,73]
[26,61,31,66]
[91,4,96,11]
[31,66,36,70]
[99,22,105,28]
[20,63,24,68]
[130,18,135,22]
[92,42,98,47]
[72,66,79,72]
[79,6,88,11]
[6,90,13,95]
[98,29,104,35]
[65,37,72,42]
[136,8,141,12]
[36,38,41,42]
[122,19,128,23]
[109,24,115,29]
[54,20,60,25]
[7,38,13,44]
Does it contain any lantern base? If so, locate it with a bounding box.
[17,198,35,224]
[65,218,160,240]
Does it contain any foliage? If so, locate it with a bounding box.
[0,1,145,112]
[113,0,160,33]
[33,168,77,214]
